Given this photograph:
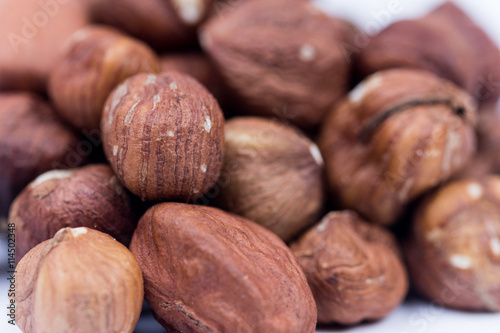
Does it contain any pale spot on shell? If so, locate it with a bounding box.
[450,254,472,269]
[146,74,158,85]
[69,227,88,237]
[108,83,128,126]
[153,93,161,109]
[203,116,212,133]
[349,74,383,103]
[192,189,199,194]
[309,144,323,165]
[167,131,174,137]
[316,219,329,233]
[171,0,204,25]
[32,170,74,187]
[441,127,461,175]
[170,81,178,91]
[467,183,483,200]
[124,100,141,124]
[201,164,207,173]
[113,145,118,156]
[299,44,316,62]
[490,238,500,256]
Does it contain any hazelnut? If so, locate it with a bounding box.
[15,227,144,333]
[49,25,160,131]
[406,177,500,311]
[291,211,408,325]
[130,202,317,332]
[215,116,325,241]
[0,93,81,217]
[357,2,500,105]
[10,164,137,261]
[0,0,89,92]
[160,51,231,110]
[101,71,224,201]
[318,69,477,225]
[200,0,354,129]
[89,0,213,50]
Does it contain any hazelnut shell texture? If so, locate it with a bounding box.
[216,116,325,241]
[89,0,213,50]
[10,164,137,261]
[291,211,408,324]
[357,2,500,104]
[130,202,317,333]
[406,177,500,312]
[0,93,81,217]
[318,69,477,225]
[101,72,224,201]
[15,227,144,333]
[49,25,160,131]
[0,0,89,92]
[201,0,354,129]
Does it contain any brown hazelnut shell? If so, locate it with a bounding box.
[0,93,81,217]
[101,71,224,201]
[318,69,477,225]
[15,227,144,333]
[49,25,160,131]
[130,202,317,333]
[9,164,137,261]
[406,177,500,311]
[216,116,325,241]
[201,0,354,129]
[291,211,408,325]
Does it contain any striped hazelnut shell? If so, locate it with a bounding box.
[291,211,408,325]
[318,69,477,225]
[406,177,500,312]
[101,71,224,201]
[49,25,159,131]
[130,202,317,333]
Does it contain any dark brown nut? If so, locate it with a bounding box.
[291,211,408,325]
[89,0,213,50]
[49,25,159,131]
[10,164,137,261]
[215,116,324,241]
[101,72,224,201]
[0,93,82,217]
[160,51,230,110]
[357,2,500,105]
[318,69,477,225]
[130,202,317,333]
[15,227,144,333]
[200,0,354,129]
[406,177,500,311]
[0,0,89,92]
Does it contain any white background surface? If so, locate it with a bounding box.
[1,0,500,332]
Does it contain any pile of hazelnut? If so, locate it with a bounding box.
[2,0,500,332]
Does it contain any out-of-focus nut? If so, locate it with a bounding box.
[49,25,159,131]
[130,202,317,332]
[101,72,224,201]
[215,116,324,241]
[406,177,500,311]
[291,211,408,325]
[10,164,137,261]
[318,69,477,225]
[15,227,144,333]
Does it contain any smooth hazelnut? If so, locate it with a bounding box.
[215,116,325,241]
[49,25,159,131]
[9,164,137,261]
[89,0,213,50]
[15,227,144,333]
[357,2,500,105]
[101,71,224,201]
[130,202,317,332]
[291,211,408,325]
[201,0,354,129]
[0,93,81,217]
[318,69,477,225]
[406,177,500,311]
